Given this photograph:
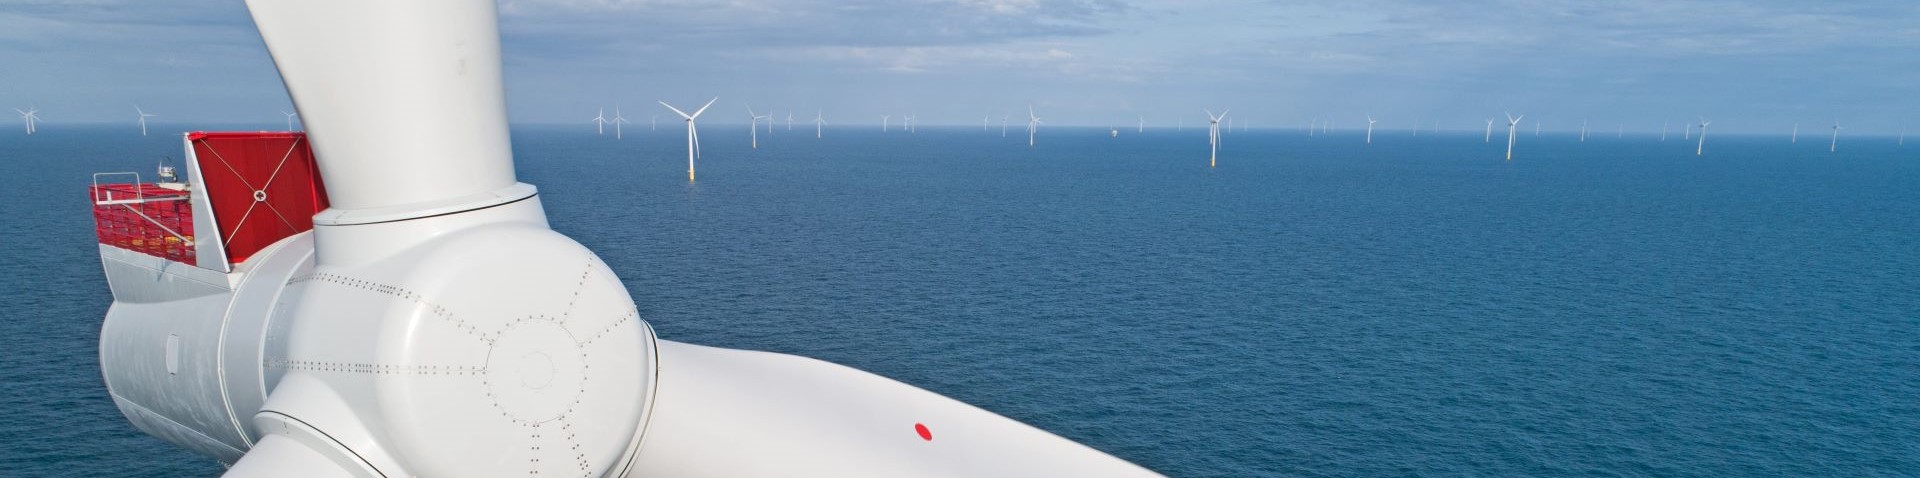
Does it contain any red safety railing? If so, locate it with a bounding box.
[91,179,196,264]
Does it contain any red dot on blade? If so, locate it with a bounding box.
[914,423,933,441]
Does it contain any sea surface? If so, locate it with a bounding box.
[2,124,1917,477]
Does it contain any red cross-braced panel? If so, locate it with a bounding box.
[188,132,329,265]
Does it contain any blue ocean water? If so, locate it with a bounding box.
[2,124,1917,477]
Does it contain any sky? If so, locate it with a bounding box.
[2,0,1917,134]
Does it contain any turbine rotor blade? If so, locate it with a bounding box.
[628,341,1161,477]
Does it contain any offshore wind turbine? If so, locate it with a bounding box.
[591,107,608,135]
[1696,118,1711,156]
[660,97,717,182]
[134,105,157,136]
[882,114,890,132]
[611,104,629,140]
[1685,122,1692,141]
[1309,118,1316,137]
[786,111,793,131]
[1792,123,1798,143]
[1366,114,1377,144]
[283,110,299,131]
[814,110,825,139]
[1138,115,1145,134]
[984,115,990,133]
[15,108,38,135]
[1026,105,1042,147]
[651,114,658,131]
[1001,114,1010,137]
[1580,119,1589,142]
[1205,109,1228,167]
[745,105,770,149]
[1484,118,1494,143]
[1830,121,1842,152]
[1662,120,1669,142]
[1504,113,1524,161]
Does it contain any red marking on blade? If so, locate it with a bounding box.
[915,423,933,441]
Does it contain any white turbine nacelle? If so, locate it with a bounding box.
[95,2,1159,477]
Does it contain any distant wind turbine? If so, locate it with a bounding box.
[284,110,299,131]
[1206,109,1229,167]
[591,108,608,135]
[1662,120,1669,142]
[984,115,990,133]
[787,111,793,131]
[1580,119,1589,142]
[611,104,630,140]
[1696,118,1711,156]
[745,105,770,149]
[1001,114,1010,137]
[134,105,157,136]
[1505,113,1524,161]
[1685,122,1692,141]
[1484,118,1494,143]
[1138,115,1145,134]
[1026,105,1042,147]
[1830,121,1842,152]
[1309,118,1316,137]
[660,97,717,182]
[1791,123,1798,144]
[15,107,39,135]
[651,114,659,131]
[1366,114,1377,144]
[882,115,891,132]
[814,110,826,139]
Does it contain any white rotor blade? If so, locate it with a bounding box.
[690,97,719,119]
[221,435,362,478]
[660,101,693,119]
[628,341,1160,477]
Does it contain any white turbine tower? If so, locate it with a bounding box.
[1366,114,1377,144]
[591,107,608,135]
[1580,119,1588,142]
[612,104,630,140]
[651,114,659,131]
[1662,120,1669,142]
[1025,106,1042,147]
[813,110,826,139]
[1505,113,1524,161]
[1001,114,1010,137]
[984,115,990,132]
[1696,118,1711,156]
[1685,122,1692,141]
[283,110,300,131]
[661,97,718,181]
[1206,109,1229,167]
[745,105,770,149]
[1138,115,1145,134]
[881,114,890,132]
[787,111,793,131]
[1484,118,1494,143]
[1792,123,1798,144]
[134,105,157,136]
[906,113,917,133]
[88,4,1160,477]
[1830,120,1842,152]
